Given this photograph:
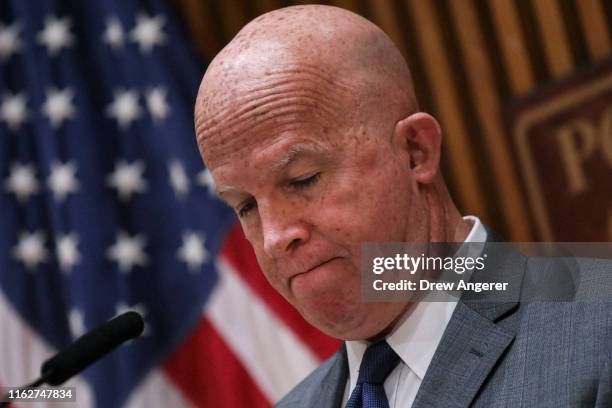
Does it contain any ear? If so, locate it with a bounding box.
[393,112,442,184]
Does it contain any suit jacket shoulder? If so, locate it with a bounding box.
[276,344,348,408]
[414,251,612,407]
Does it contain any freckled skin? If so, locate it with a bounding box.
[194,5,471,340]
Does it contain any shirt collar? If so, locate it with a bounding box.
[463,215,487,243]
[345,216,487,385]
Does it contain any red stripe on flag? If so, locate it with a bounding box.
[163,317,271,408]
[221,224,340,360]
[0,384,14,408]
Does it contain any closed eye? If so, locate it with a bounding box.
[237,198,256,218]
[290,173,321,189]
[235,173,320,218]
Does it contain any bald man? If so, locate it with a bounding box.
[195,5,611,408]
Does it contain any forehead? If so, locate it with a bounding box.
[205,111,345,175]
[211,127,341,189]
[212,135,343,202]
[196,58,359,170]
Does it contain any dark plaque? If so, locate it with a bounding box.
[508,60,612,241]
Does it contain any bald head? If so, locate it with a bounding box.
[195,5,417,168]
[192,6,472,340]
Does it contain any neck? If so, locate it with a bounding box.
[426,180,471,243]
[367,179,471,343]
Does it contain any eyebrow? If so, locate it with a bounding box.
[215,143,328,196]
[270,143,327,173]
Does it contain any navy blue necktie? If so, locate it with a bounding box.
[346,341,401,408]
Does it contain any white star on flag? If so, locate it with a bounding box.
[107,160,148,201]
[42,87,76,128]
[68,308,85,339]
[0,92,29,131]
[115,302,150,335]
[13,230,49,271]
[36,16,75,56]
[106,89,141,130]
[177,231,210,272]
[0,22,22,61]
[56,233,80,273]
[107,232,149,273]
[4,162,39,203]
[196,168,217,196]
[102,17,125,50]
[168,160,190,199]
[48,160,79,202]
[129,13,167,53]
[145,86,170,122]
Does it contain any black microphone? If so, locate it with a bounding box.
[41,311,145,385]
[1,311,144,407]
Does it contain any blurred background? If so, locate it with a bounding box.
[0,0,610,407]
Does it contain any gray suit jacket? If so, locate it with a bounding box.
[277,238,612,407]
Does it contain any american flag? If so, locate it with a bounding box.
[0,0,338,406]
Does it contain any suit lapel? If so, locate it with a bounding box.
[311,344,348,408]
[412,233,526,407]
[411,302,517,407]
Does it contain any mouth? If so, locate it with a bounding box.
[289,257,341,288]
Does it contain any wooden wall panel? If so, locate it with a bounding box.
[576,0,611,60]
[489,0,535,93]
[405,0,490,220]
[448,0,530,240]
[170,0,612,241]
[532,0,573,78]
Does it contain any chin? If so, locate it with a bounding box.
[301,302,410,341]
[298,300,396,341]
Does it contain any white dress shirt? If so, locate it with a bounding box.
[342,216,487,407]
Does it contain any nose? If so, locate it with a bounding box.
[260,201,310,258]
